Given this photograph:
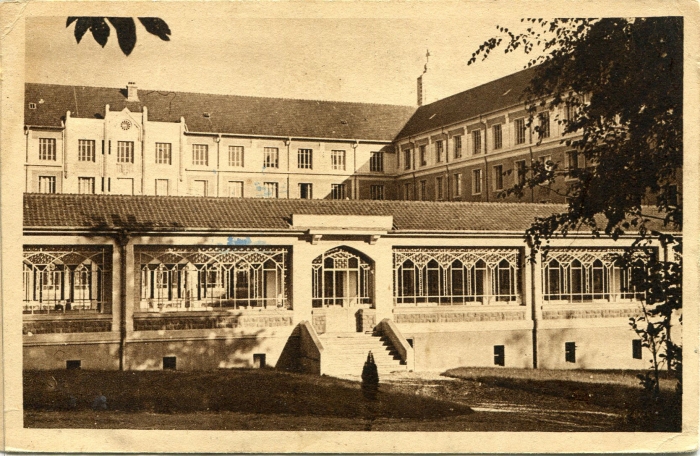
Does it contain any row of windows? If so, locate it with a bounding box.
[37,139,384,172]
[36,175,387,200]
[403,113,553,170]
[490,339,643,367]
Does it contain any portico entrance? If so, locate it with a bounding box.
[311,247,374,333]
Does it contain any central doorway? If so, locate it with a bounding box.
[311,247,374,332]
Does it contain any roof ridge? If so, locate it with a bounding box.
[26,82,416,109]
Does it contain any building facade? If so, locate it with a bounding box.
[23,194,675,374]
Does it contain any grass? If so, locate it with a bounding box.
[24,369,472,419]
[24,367,682,431]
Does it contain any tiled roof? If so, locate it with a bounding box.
[25,83,417,142]
[395,67,538,139]
[23,193,673,234]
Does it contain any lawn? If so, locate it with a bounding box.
[24,367,681,431]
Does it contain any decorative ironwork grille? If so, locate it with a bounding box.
[23,246,111,314]
[312,247,373,308]
[542,249,646,303]
[393,248,520,305]
[137,246,289,311]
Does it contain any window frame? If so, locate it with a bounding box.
[191,144,209,166]
[369,151,384,172]
[369,184,384,200]
[263,181,279,199]
[38,175,56,194]
[435,140,444,163]
[472,169,482,195]
[228,145,244,167]
[404,149,412,170]
[514,118,527,145]
[39,138,57,161]
[493,164,504,191]
[453,135,462,159]
[419,144,427,167]
[472,130,482,155]
[492,124,503,150]
[515,160,527,186]
[538,111,551,139]
[331,183,346,200]
[453,173,462,197]
[299,183,313,199]
[78,139,96,162]
[117,141,135,164]
[263,147,279,169]
[436,176,444,200]
[298,148,313,169]
[155,142,172,165]
[227,180,244,198]
[78,177,95,194]
[331,150,346,171]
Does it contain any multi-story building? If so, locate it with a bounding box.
[21,68,680,374]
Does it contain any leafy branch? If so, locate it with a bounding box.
[66,17,171,56]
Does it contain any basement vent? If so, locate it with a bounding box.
[565,342,576,363]
[253,353,266,369]
[494,345,505,366]
[28,102,37,110]
[203,112,211,118]
[66,360,81,370]
[632,340,643,359]
[163,356,177,370]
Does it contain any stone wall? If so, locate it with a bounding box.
[394,309,526,324]
[542,306,641,320]
[23,317,112,335]
[133,312,293,331]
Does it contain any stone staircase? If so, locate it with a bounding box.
[319,331,407,377]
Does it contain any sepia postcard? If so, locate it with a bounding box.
[1,0,698,453]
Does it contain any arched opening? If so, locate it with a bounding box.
[312,247,374,308]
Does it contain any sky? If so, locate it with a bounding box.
[26,9,535,106]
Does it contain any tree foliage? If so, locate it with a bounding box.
[66,17,171,56]
[469,17,682,429]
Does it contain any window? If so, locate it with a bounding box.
[538,112,550,139]
[191,180,208,197]
[114,178,134,195]
[331,183,346,200]
[454,173,462,197]
[39,138,56,161]
[78,177,95,194]
[404,149,412,170]
[227,181,244,198]
[394,248,520,305]
[472,169,482,195]
[542,249,646,302]
[23,246,111,314]
[78,140,95,162]
[565,342,576,363]
[472,130,482,154]
[369,151,384,172]
[370,185,384,200]
[138,246,289,311]
[298,148,313,169]
[419,145,427,166]
[436,177,444,200]
[492,124,503,150]
[163,356,177,370]
[515,118,527,145]
[116,141,134,163]
[38,176,56,194]
[155,143,172,165]
[299,183,312,199]
[312,247,373,307]
[263,182,278,198]
[453,135,462,158]
[494,345,505,366]
[192,144,208,166]
[228,146,244,167]
[155,179,169,196]
[566,150,583,171]
[404,183,412,200]
[493,165,504,191]
[515,160,527,186]
[435,140,444,162]
[419,180,427,201]
[331,150,345,170]
[253,353,266,369]
[263,147,279,168]
[633,340,643,360]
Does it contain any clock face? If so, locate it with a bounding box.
[121,120,132,131]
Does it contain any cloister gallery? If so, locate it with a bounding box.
[22,194,674,375]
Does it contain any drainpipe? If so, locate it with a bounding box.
[481,116,488,202]
[63,112,69,180]
[353,140,359,199]
[286,138,291,198]
[215,134,221,197]
[117,230,129,371]
[529,146,534,202]
[24,127,30,190]
[141,107,147,195]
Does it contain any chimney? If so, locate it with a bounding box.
[127,82,139,102]
[417,75,424,106]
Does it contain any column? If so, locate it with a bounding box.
[372,243,394,323]
[291,243,314,325]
